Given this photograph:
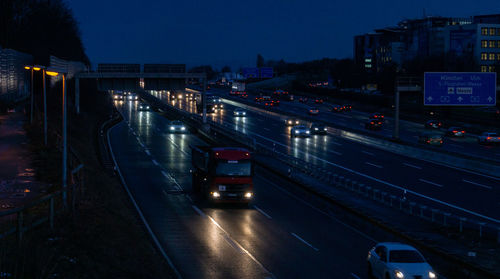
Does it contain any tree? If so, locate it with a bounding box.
[256,54,265,67]
[0,0,89,65]
[221,65,231,73]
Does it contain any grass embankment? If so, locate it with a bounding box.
[4,87,174,278]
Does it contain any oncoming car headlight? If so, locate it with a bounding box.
[170,126,175,130]
[429,271,437,278]
[394,270,404,279]
[211,192,220,198]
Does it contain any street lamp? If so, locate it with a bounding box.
[25,65,48,145]
[24,66,34,123]
[46,67,69,207]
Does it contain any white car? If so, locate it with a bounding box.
[478,132,500,145]
[138,103,150,111]
[168,120,187,133]
[367,243,437,279]
[127,93,138,101]
[290,125,310,137]
[233,108,247,117]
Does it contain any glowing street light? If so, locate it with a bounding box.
[46,67,69,207]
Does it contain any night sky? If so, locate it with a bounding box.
[67,0,500,69]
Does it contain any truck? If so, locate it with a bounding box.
[230,81,246,96]
[191,146,254,203]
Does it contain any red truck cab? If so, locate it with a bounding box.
[191,146,254,203]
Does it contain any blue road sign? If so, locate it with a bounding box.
[260,67,273,78]
[243,67,259,78]
[424,72,496,106]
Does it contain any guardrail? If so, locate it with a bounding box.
[142,89,500,246]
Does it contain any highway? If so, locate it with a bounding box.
[109,100,389,279]
[152,90,500,223]
[262,96,499,162]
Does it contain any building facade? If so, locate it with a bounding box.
[354,15,500,73]
[0,47,33,103]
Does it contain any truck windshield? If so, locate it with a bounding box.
[215,161,251,176]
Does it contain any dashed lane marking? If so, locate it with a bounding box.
[463,179,492,190]
[403,163,422,170]
[291,233,319,252]
[419,179,443,187]
[254,206,272,219]
[365,162,383,169]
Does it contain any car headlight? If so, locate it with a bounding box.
[314,128,318,130]
[306,131,310,134]
[212,192,220,198]
[295,130,299,134]
[170,126,174,130]
[242,112,246,115]
[244,192,253,198]
[324,128,327,131]
[181,127,186,130]
[295,121,299,124]
[429,271,437,278]
[394,270,404,279]
[146,106,150,109]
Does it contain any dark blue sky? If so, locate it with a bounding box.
[67,0,499,69]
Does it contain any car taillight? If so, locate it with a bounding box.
[487,137,492,140]
[370,121,374,124]
[452,130,457,133]
[462,131,465,133]
[427,140,430,143]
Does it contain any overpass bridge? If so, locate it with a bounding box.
[74,64,206,113]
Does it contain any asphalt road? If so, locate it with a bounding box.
[109,100,391,279]
[152,90,500,223]
[219,88,500,163]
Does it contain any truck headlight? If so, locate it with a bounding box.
[429,271,437,278]
[212,192,220,198]
[244,192,253,198]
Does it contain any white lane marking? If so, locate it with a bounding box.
[361,151,375,156]
[329,141,342,146]
[291,233,319,252]
[463,179,492,190]
[351,273,361,279]
[419,179,443,187]
[403,163,422,170]
[138,141,145,148]
[161,170,183,191]
[107,123,182,278]
[192,205,206,217]
[254,206,272,219]
[206,215,274,276]
[163,135,189,156]
[252,131,500,224]
[152,159,159,166]
[222,234,246,254]
[185,195,193,203]
[145,149,151,156]
[365,162,383,169]
[259,176,377,243]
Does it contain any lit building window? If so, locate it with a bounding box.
[489,53,496,60]
[497,53,500,61]
[481,65,487,72]
[490,41,496,48]
[481,27,488,35]
[489,66,495,72]
[498,41,500,48]
[481,53,488,60]
[482,40,488,48]
[490,28,496,36]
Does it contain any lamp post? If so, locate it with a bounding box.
[25,65,48,145]
[24,66,34,123]
[46,68,68,207]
